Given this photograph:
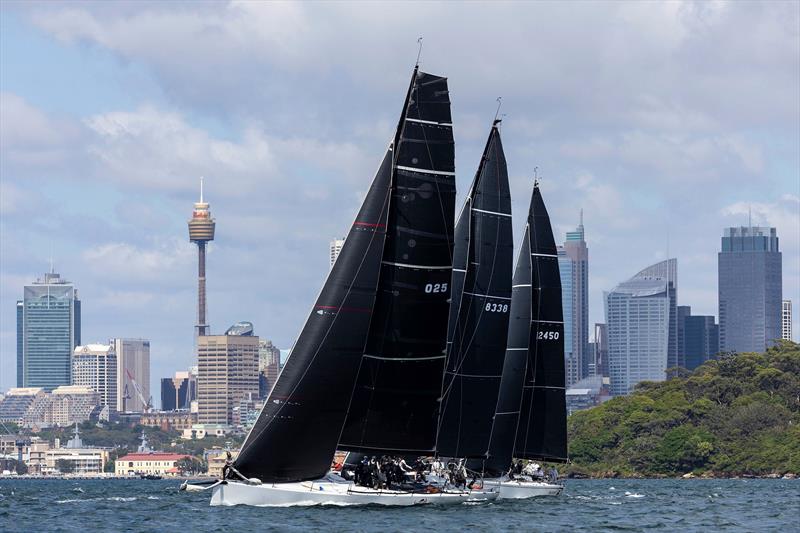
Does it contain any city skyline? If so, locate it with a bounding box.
[1,2,798,393]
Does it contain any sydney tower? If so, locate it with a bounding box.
[188,179,215,336]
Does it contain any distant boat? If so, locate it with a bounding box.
[207,65,496,507]
[476,181,568,498]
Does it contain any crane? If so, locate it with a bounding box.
[126,369,152,412]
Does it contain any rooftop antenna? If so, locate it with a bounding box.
[415,36,423,67]
[579,208,584,227]
[200,176,204,203]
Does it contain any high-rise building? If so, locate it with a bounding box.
[718,226,782,353]
[197,331,259,425]
[677,305,692,367]
[330,238,345,268]
[684,315,719,370]
[782,300,792,341]
[161,371,193,411]
[258,339,281,398]
[111,338,150,413]
[632,259,678,368]
[72,344,117,412]
[558,211,589,387]
[188,178,215,337]
[593,323,608,378]
[17,270,81,391]
[605,272,671,396]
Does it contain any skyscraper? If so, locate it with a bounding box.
[718,226,782,352]
[330,238,345,268]
[258,339,281,398]
[684,315,719,370]
[112,339,150,413]
[188,178,215,337]
[593,323,608,378]
[197,328,259,425]
[72,344,117,412]
[558,211,589,387]
[605,270,671,396]
[782,300,792,341]
[17,270,81,391]
[632,259,678,368]
[677,305,692,367]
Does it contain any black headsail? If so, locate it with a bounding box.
[516,182,568,462]
[232,106,398,483]
[436,120,513,459]
[338,68,456,454]
[479,182,567,475]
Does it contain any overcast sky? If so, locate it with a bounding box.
[1,1,798,401]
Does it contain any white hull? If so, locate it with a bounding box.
[210,477,498,507]
[482,476,563,499]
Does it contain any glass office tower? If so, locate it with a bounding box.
[17,271,81,391]
[718,227,781,353]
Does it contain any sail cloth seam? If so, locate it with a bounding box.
[513,284,532,288]
[395,165,455,176]
[523,385,566,390]
[531,252,557,258]
[463,291,511,301]
[236,144,393,465]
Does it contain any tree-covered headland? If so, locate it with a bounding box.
[567,341,800,478]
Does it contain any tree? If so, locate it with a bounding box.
[56,458,75,474]
[176,456,207,475]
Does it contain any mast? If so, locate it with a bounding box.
[338,68,456,455]
[436,120,513,459]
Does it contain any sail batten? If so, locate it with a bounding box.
[436,123,513,459]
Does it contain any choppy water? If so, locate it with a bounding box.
[0,478,797,532]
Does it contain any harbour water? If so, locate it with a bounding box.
[0,478,797,531]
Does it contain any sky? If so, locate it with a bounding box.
[1,1,798,403]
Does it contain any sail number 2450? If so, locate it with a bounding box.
[537,331,560,340]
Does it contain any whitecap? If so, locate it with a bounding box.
[106,496,137,502]
[625,492,645,498]
[147,496,161,500]
[609,486,616,491]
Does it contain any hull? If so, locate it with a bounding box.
[483,476,563,499]
[210,478,498,507]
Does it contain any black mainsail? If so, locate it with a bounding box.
[233,66,452,482]
[480,182,568,475]
[436,120,513,459]
[338,68,456,455]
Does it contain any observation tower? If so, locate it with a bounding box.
[188,178,215,336]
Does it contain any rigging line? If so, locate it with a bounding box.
[240,148,393,457]
[494,97,502,122]
[416,36,423,67]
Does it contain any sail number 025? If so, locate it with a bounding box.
[537,330,560,340]
[424,283,448,294]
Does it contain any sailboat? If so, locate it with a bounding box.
[436,119,513,461]
[475,181,568,498]
[208,66,497,506]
